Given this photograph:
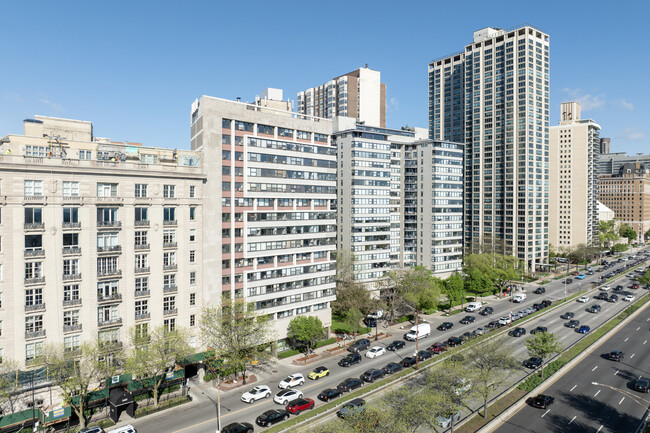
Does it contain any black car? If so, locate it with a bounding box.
[608,294,618,302]
[382,362,403,375]
[462,331,478,340]
[607,350,624,362]
[534,287,546,294]
[532,303,543,311]
[486,321,499,329]
[588,304,602,313]
[560,312,575,320]
[360,368,385,383]
[565,278,573,284]
[509,327,526,337]
[222,423,254,433]
[416,350,433,361]
[348,339,371,353]
[256,409,289,427]
[336,398,366,419]
[479,307,494,316]
[363,317,377,328]
[317,388,342,402]
[447,336,463,347]
[541,300,552,308]
[459,315,476,325]
[530,326,547,334]
[596,292,608,301]
[401,357,417,368]
[635,378,649,393]
[437,322,454,331]
[523,357,543,369]
[565,320,580,328]
[337,377,364,392]
[531,394,555,409]
[615,285,624,291]
[338,353,362,367]
[386,340,406,351]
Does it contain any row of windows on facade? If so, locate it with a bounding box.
[24,256,197,278]
[222,119,329,143]
[23,181,196,199]
[23,206,197,225]
[23,146,200,167]
[24,230,197,252]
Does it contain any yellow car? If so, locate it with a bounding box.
[308,366,330,380]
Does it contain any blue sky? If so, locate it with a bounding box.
[1,0,648,154]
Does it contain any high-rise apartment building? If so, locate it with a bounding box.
[429,25,550,270]
[190,93,337,341]
[599,137,610,155]
[297,67,386,127]
[0,116,204,365]
[548,102,600,249]
[599,161,650,241]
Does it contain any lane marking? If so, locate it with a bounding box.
[570,385,577,392]
[597,426,603,433]
[561,335,567,340]
[644,340,647,345]
[631,353,635,359]
[594,390,601,397]
[541,409,550,418]
[568,416,576,424]
[592,366,598,372]
[614,370,619,376]
[619,397,625,404]
[637,327,641,331]
[625,337,629,342]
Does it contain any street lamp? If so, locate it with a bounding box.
[202,392,222,433]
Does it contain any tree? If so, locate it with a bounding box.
[524,331,563,380]
[385,266,442,318]
[0,359,20,415]
[619,223,638,242]
[645,228,650,241]
[126,325,192,408]
[464,269,493,301]
[465,253,522,295]
[639,269,650,287]
[287,316,325,356]
[378,386,440,433]
[342,308,364,340]
[612,243,629,253]
[568,244,600,265]
[331,281,373,317]
[443,273,465,311]
[598,220,619,250]
[422,362,474,433]
[46,340,123,428]
[200,296,276,383]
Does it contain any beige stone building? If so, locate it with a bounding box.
[549,102,600,249]
[0,116,204,365]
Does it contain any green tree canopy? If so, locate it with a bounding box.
[464,269,494,299]
[342,308,365,340]
[524,331,563,379]
[443,273,465,310]
[598,219,619,249]
[619,223,638,242]
[465,253,522,294]
[287,315,325,355]
[331,280,374,317]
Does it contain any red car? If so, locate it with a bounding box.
[631,284,640,289]
[286,398,315,415]
[572,271,579,276]
[428,342,448,354]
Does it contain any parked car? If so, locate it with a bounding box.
[577,325,591,334]
[560,312,575,319]
[256,409,289,427]
[317,388,342,402]
[607,350,624,362]
[437,322,454,331]
[338,353,362,367]
[479,307,494,316]
[80,427,105,433]
[367,310,384,319]
[278,373,305,389]
[615,285,624,291]
[273,389,303,405]
[447,336,464,347]
[336,398,366,419]
[576,274,586,280]
[565,278,573,284]
[531,394,555,409]
[530,326,547,334]
[286,398,315,415]
[523,357,543,369]
[509,327,526,337]
[241,385,272,403]
[401,357,417,368]
[436,411,461,428]
[337,377,364,392]
[386,340,406,351]
[366,346,386,359]
[348,339,371,353]
[565,320,580,328]
[417,350,433,361]
[382,362,403,375]
[475,326,487,335]
[600,285,611,291]
[578,296,589,303]
[459,315,476,325]
[308,366,330,380]
[363,317,377,328]
[635,378,649,393]
[428,342,448,354]
[624,295,635,302]
[360,368,385,383]
[632,283,640,289]
[498,316,512,326]
[107,427,135,433]
[608,294,619,302]
[222,422,254,433]
[534,287,546,294]
[541,300,552,308]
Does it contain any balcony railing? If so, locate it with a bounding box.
[134,220,150,227]
[97,269,122,278]
[96,196,124,203]
[134,267,150,274]
[163,264,178,271]
[25,329,46,340]
[163,308,178,316]
[24,195,46,203]
[62,222,81,229]
[62,273,82,281]
[135,312,151,321]
[134,243,150,250]
[62,196,83,204]
[24,248,45,258]
[97,221,122,229]
[134,290,151,297]
[24,222,45,230]
[98,293,122,303]
[163,220,177,226]
[24,277,45,285]
[62,246,82,255]
[25,303,45,312]
[97,245,122,253]
[163,242,178,249]
[63,298,82,307]
[63,323,82,333]
[98,318,123,328]
[163,284,178,294]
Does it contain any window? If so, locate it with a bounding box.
[163,207,176,222]
[97,257,118,274]
[163,296,176,311]
[63,310,80,326]
[62,181,79,197]
[189,229,196,242]
[25,234,42,249]
[135,300,149,315]
[135,323,148,339]
[190,271,196,285]
[97,281,118,298]
[25,287,43,306]
[25,208,43,224]
[164,318,176,332]
[79,150,92,160]
[135,254,149,269]
[97,232,118,249]
[97,208,118,223]
[24,180,43,196]
[189,186,195,198]
[135,184,148,198]
[25,315,44,333]
[98,305,119,323]
[64,335,80,352]
[97,183,117,197]
[163,185,175,198]
[164,274,176,285]
[26,342,44,362]
[189,207,196,220]
[63,259,80,276]
[163,252,176,266]
[63,284,80,302]
[297,131,311,140]
[190,315,196,327]
[135,231,148,246]
[163,229,176,244]
[135,277,148,292]
[63,207,79,223]
[24,262,43,279]
[189,293,196,306]
[25,146,46,157]
[189,250,196,263]
[135,207,148,223]
[63,233,78,247]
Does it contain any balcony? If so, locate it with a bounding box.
[62,196,83,204]
[63,323,82,333]
[62,273,82,281]
[134,289,150,297]
[163,220,177,226]
[62,222,81,230]
[24,248,45,258]
[24,195,46,204]
[24,222,45,231]
[99,341,123,352]
[25,329,46,340]
[63,298,82,307]
[163,308,178,316]
[97,245,122,254]
[135,312,151,321]
[134,243,150,251]
[163,264,178,272]
[163,284,178,294]
[96,196,124,204]
[98,318,123,328]
[97,293,122,303]
[97,269,122,278]
[134,267,150,274]
[24,303,45,312]
[97,221,122,229]
[163,242,178,249]
[134,220,150,227]
[24,277,45,285]
[62,246,82,255]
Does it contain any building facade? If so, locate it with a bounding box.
[190,94,337,341]
[0,116,204,365]
[429,25,550,270]
[297,67,387,127]
[548,102,600,249]
[599,137,610,155]
[598,152,650,176]
[599,162,650,242]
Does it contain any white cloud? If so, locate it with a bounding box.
[389,97,399,112]
[562,88,605,111]
[4,94,23,103]
[619,99,634,110]
[39,98,64,112]
[623,128,645,141]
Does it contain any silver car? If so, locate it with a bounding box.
[436,411,461,428]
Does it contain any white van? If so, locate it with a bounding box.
[465,302,483,312]
[107,425,136,433]
[405,323,431,341]
[513,293,527,303]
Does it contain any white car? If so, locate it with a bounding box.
[273,388,303,405]
[241,385,271,403]
[278,373,305,389]
[367,309,384,319]
[498,316,512,326]
[452,378,472,395]
[600,285,611,291]
[578,296,589,303]
[366,346,386,359]
[623,295,635,302]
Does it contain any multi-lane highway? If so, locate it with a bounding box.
[127,250,649,433]
[492,301,650,433]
